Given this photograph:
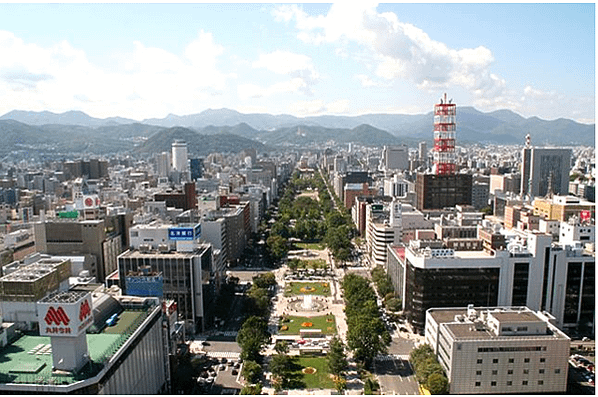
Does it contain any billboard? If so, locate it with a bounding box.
[168,224,201,241]
[38,293,93,337]
[126,274,164,298]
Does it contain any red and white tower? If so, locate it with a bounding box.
[433,93,456,175]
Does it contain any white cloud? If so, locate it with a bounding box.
[288,99,326,116]
[326,99,350,113]
[0,29,232,119]
[274,3,503,99]
[355,74,382,87]
[247,50,320,98]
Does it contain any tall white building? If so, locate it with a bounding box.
[425,305,569,395]
[172,140,189,173]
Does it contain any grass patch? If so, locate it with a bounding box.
[279,315,336,335]
[295,356,335,389]
[295,242,325,251]
[284,281,330,297]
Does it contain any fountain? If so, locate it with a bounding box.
[302,294,314,310]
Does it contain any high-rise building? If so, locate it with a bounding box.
[415,94,472,210]
[171,140,188,173]
[521,136,571,198]
[155,152,171,177]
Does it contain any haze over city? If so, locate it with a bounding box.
[0,3,594,123]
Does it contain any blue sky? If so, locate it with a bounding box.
[0,3,594,123]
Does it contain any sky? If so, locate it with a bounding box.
[0,3,594,123]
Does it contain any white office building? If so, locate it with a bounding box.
[425,305,570,394]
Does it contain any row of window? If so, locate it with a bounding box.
[477,357,546,364]
[475,380,545,387]
[476,368,558,376]
[477,346,546,353]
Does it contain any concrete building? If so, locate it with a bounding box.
[365,200,402,268]
[118,244,213,333]
[387,226,595,335]
[471,181,489,210]
[533,195,595,222]
[382,145,409,171]
[0,293,169,394]
[34,219,119,282]
[425,306,569,394]
[171,140,188,174]
[521,146,571,198]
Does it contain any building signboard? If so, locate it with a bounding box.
[168,224,201,241]
[38,293,93,337]
[126,274,164,298]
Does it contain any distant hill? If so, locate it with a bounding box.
[0,106,594,147]
[133,126,267,156]
[0,110,137,127]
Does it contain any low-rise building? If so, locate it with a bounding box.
[425,306,569,394]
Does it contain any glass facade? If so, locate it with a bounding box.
[405,261,500,333]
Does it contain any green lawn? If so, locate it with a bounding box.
[295,242,325,250]
[279,315,336,335]
[284,281,331,297]
[294,356,335,389]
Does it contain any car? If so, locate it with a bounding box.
[219,365,226,371]
[201,341,210,346]
[232,369,238,375]
[221,358,228,363]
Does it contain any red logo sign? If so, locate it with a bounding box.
[580,210,591,222]
[45,306,70,326]
[79,299,91,321]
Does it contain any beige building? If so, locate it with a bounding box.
[425,306,570,394]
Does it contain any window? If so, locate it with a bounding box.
[555,369,561,374]
[517,326,528,331]
[507,381,512,386]
[492,370,498,375]
[540,357,546,363]
[539,369,545,374]
[524,358,530,363]
[538,380,544,385]
[508,358,514,363]
[493,358,499,364]
[476,371,482,376]
[491,381,497,387]
[477,359,483,364]
[523,369,529,374]
[522,381,528,386]
[507,369,513,375]
[475,382,481,387]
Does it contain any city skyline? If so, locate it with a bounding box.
[0,3,594,123]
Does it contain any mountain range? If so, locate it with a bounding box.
[0,107,593,158]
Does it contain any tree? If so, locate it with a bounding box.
[274,340,289,355]
[267,234,288,262]
[269,354,293,391]
[327,336,348,377]
[346,316,390,369]
[426,373,449,394]
[241,360,263,384]
[237,316,270,362]
[240,382,262,395]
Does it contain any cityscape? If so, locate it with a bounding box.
[0,3,594,396]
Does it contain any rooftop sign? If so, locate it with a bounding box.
[38,292,94,337]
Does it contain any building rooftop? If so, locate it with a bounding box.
[0,304,154,387]
[490,310,542,323]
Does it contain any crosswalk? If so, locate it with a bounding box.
[205,351,241,359]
